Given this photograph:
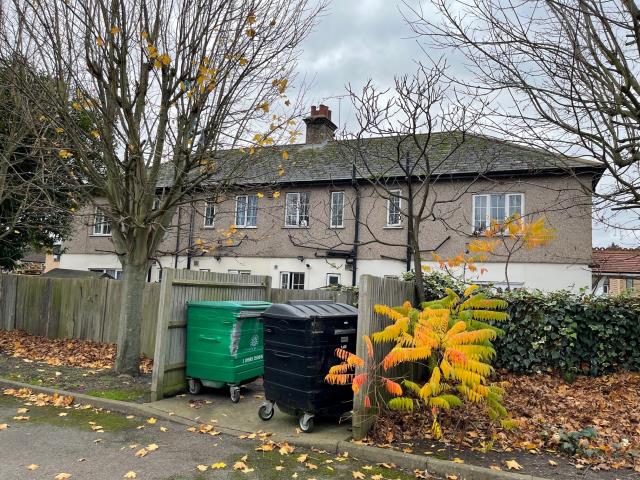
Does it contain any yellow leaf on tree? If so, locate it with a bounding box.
[239,57,248,66]
[110,26,120,34]
[245,28,256,38]
[96,37,104,47]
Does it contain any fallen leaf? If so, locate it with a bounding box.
[146,443,159,452]
[27,464,39,471]
[452,457,465,464]
[352,472,365,479]
[54,474,72,480]
[211,462,227,469]
[147,417,157,425]
[275,466,285,471]
[196,465,208,472]
[58,413,68,417]
[297,454,308,463]
[306,462,318,470]
[123,472,137,479]
[549,460,558,466]
[134,448,148,458]
[17,407,29,414]
[504,460,523,470]
[0,424,8,430]
[160,427,168,432]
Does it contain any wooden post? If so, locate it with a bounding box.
[150,268,175,401]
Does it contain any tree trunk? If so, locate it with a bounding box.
[114,261,148,375]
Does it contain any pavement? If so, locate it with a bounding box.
[0,378,552,480]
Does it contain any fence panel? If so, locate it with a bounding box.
[150,269,271,401]
[270,288,357,306]
[0,273,159,357]
[352,275,415,440]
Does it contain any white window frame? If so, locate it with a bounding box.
[330,191,345,229]
[235,195,258,228]
[326,273,341,286]
[472,193,525,234]
[228,269,251,276]
[203,201,215,228]
[284,192,310,228]
[89,268,123,279]
[386,189,402,227]
[280,271,305,289]
[92,208,112,236]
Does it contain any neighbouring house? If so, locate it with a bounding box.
[41,268,115,279]
[59,105,603,292]
[592,247,640,296]
[13,251,46,275]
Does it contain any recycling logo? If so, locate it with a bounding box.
[250,334,259,349]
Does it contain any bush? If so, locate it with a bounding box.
[492,289,640,376]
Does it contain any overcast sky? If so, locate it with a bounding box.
[294,0,635,248]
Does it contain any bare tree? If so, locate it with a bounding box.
[407,0,640,234]
[287,62,490,303]
[7,0,324,374]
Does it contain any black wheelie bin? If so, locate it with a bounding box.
[257,300,358,433]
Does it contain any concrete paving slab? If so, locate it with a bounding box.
[146,379,352,449]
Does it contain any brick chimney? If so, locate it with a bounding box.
[303,104,337,144]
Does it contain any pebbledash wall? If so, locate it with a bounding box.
[60,172,596,292]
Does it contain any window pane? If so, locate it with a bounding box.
[474,196,488,231]
[387,191,401,225]
[507,194,523,217]
[490,194,505,223]
[236,196,247,226]
[247,195,258,227]
[204,201,215,227]
[285,193,298,226]
[299,192,309,226]
[280,272,290,289]
[327,274,340,286]
[331,192,344,227]
[291,272,305,289]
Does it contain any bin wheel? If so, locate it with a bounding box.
[298,414,314,433]
[188,378,202,395]
[230,386,241,403]
[258,404,274,421]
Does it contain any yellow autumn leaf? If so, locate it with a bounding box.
[134,448,148,458]
[352,472,365,479]
[282,150,289,160]
[0,424,8,430]
[55,474,72,480]
[256,192,264,198]
[72,102,82,111]
[245,28,256,38]
[58,412,68,417]
[504,459,523,470]
[306,463,318,470]
[159,53,171,66]
[279,442,295,455]
[452,457,465,464]
[211,462,227,469]
[26,464,39,471]
[275,466,284,471]
[239,57,248,66]
[141,31,148,39]
[17,408,28,414]
[90,130,100,139]
[96,37,104,47]
[110,26,120,34]
[146,443,159,452]
[160,426,168,432]
[55,127,64,134]
[297,454,308,463]
[146,417,157,425]
[273,191,280,199]
[196,465,208,472]
[247,14,256,24]
[123,472,137,479]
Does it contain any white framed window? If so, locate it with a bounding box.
[285,192,310,227]
[330,191,345,228]
[229,269,251,275]
[235,195,258,228]
[386,190,402,227]
[89,268,123,279]
[204,201,215,228]
[472,193,524,233]
[326,273,341,286]
[92,208,112,236]
[280,271,305,290]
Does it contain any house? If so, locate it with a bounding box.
[59,105,603,292]
[41,268,115,279]
[592,247,640,296]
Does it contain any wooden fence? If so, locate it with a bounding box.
[352,275,415,440]
[150,269,271,401]
[0,273,160,357]
[270,287,357,306]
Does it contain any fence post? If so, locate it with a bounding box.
[150,269,175,401]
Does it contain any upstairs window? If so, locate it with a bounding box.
[204,201,215,228]
[93,208,112,236]
[235,195,258,228]
[285,192,310,227]
[330,191,345,228]
[473,193,524,233]
[386,190,402,227]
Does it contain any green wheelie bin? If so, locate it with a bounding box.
[186,300,271,402]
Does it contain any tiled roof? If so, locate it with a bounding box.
[592,248,640,274]
[157,132,603,187]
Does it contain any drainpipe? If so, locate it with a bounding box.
[174,207,182,269]
[186,202,195,270]
[351,163,360,286]
[405,152,412,272]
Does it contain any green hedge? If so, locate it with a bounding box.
[493,290,640,376]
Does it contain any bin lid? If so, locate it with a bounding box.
[187,300,272,311]
[262,301,358,320]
